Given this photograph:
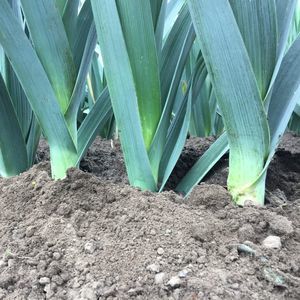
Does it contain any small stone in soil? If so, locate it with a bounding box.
[262,236,281,249]
[80,286,97,300]
[167,276,183,288]
[39,277,50,285]
[155,272,166,284]
[268,215,293,235]
[146,263,160,273]
[150,229,156,235]
[178,269,190,278]
[52,252,61,260]
[157,247,164,255]
[84,242,97,254]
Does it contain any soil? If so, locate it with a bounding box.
[0,133,299,300]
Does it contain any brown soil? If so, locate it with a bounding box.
[0,133,299,299]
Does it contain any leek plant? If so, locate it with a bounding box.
[91,0,197,191]
[0,0,40,177]
[0,0,112,179]
[288,1,300,134]
[176,0,300,206]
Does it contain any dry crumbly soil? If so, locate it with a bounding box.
[0,133,299,300]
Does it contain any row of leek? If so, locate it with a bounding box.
[0,0,299,206]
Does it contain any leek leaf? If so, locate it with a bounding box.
[0,0,77,178]
[91,0,156,190]
[189,0,270,205]
[72,0,94,70]
[21,0,76,115]
[65,24,97,136]
[0,73,28,177]
[230,0,277,99]
[175,133,229,197]
[159,83,192,191]
[116,0,161,150]
[149,25,195,181]
[160,3,191,105]
[62,0,80,49]
[77,88,113,164]
[268,36,300,152]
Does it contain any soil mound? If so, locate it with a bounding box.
[0,134,299,299]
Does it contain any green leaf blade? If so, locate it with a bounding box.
[21,0,76,114]
[91,0,156,190]
[189,0,270,205]
[116,0,162,150]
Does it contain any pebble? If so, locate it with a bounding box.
[39,277,50,285]
[0,260,6,267]
[146,263,160,273]
[84,242,96,254]
[167,276,182,288]
[262,236,281,249]
[150,229,156,235]
[154,272,166,284]
[44,283,54,298]
[7,259,16,267]
[80,287,97,300]
[157,248,164,255]
[268,215,293,235]
[52,252,61,260]
[178,269,190,278]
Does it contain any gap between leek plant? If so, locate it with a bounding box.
[0,0,112,179]
[176,0,300,206]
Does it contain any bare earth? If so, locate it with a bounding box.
[0,133,299,299]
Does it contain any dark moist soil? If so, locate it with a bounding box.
[0,133,300,300]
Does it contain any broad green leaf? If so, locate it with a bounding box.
[21,0,76,114]
[266,0,297,93]
[73,0,94,70]
[189,0,270,205]
[116,0,161,150]
[150,0,164,30]
[268,36,300,151]
[230,0,277,99]
[243,35,300,199]
[149,25,195,181]
[0,73,28,177]
[0,0,77,178]
[55,0,67,16]
[89,53,105,102]
[189,56,212,137]
[65,24,97,137]
[164,0,186,39]
[91,0,156,190]
[160,3,191,105]
[154,0,167,56]
[276,0,297,56]
[5,57,32,139]
[63,0,80,49]
[159,83,192,191]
